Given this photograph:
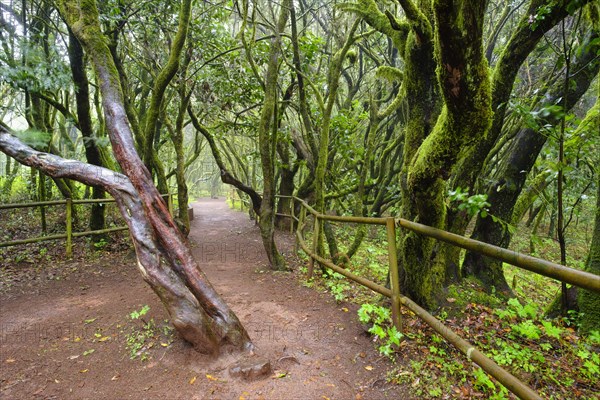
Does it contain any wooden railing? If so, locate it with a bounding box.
[276,195,600,400]
[0,193,174,256]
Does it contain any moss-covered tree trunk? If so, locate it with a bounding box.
[313,20,359,261]
[255,0,291,270]
[171,92,191,233]
[399,1,492,308]
[275,147,296,231]
[445,0,591,280]
[141,0,192,195]
[578,96,600,332]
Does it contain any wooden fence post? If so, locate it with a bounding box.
[308,215,319,279]
[296,202,306,252]
[386,217,401,332]
[66,198,73,258]
[289,198,295,235]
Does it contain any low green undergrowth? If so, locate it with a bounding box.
[358,295,599,399]
[124,305,175,361]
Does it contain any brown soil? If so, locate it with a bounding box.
[1,198,409,399]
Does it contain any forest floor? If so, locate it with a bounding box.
[0,197,409,399]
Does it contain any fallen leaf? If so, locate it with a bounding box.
[5,358,15,363]
[80,369,88,373]
[160,342,169,347]
[84,318,96,324]
[205,374,218,381]
[98,336,110,342]
[364,366,373,371]
[341,307,349,312]
[272,372,287,379]
[74,337,81,342]
[82,349,95,356]
[189,376,197,385]
[68,355,79,360]
[322,397,331,400]
[447,298,456,303]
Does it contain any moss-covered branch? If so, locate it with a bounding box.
[338,0,409,52]
[142,0,192,168]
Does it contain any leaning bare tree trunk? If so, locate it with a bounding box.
[6,0,253,356]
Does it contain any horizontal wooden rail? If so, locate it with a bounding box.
[0,193,175,254]
[72,226,129,238]
[395,218,600,293]
[0,233,67,247]
[288,196,386,225]
[0,226,130,248]
[0,200,66,209]
[1,193,174,209]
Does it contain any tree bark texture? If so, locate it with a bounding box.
[398,0,492,308]
[578,93,600,332]
[256,0,291,270]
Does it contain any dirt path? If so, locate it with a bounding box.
[1,198,407,399]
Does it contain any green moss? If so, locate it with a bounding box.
[398,2,492,310]
[579,288,600,332]
[58,0,128,110]
[375,66,403,83]
[585,2,600,29]
[445,277,503,311]
[337,0,409,51]
[579,171,600,332]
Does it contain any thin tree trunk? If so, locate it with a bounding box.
[68,28,106,235]
[255,0,291,270]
